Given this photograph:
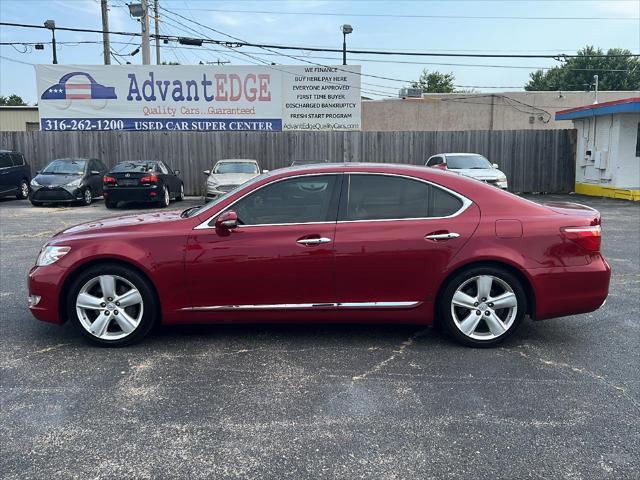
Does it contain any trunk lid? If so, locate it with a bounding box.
[543,201,601,225]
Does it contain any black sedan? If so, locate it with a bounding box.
[30,158,107,206]
[103,161,184,209]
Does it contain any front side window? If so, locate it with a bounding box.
[340,174,463,221]
[427,156,442,167]
[232,175,339,225]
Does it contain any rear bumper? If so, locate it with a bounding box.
[529,255,611,320]
[104,186,158,203]
[28,264,67,324]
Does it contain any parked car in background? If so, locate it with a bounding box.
[290,159,330,167]
[204,159,262,199]
[29,158,106,206]
[103,160,183,209]
[0,149,31,200]
[28,163,610,347]
[426,153,508,190]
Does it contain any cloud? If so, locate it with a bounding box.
[595,0,640,16]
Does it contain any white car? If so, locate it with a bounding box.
[204,159,263,199]
[426,153,508,190]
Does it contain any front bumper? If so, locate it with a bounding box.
[30,186,83,203]
[28,264,67,324]
[104,185,159,203]
[529,254,611,320]
[206,184,238,198]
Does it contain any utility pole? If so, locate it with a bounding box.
[141,0,151,65]
[154,0,160,64]
[44,20,58,64]
[100,0,111,65]
[593,74,599,104]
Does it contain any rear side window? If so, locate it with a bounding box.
[10,154,24,166]
[340,174,463,221]
[233,174,340,225]
[0,153,13,168]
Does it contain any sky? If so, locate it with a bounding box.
[1,0,639,103]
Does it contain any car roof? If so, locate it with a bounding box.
[265,162,438,177]
[438,153,485,157]
[117,160,158,164]
[52,157,89,161]
[216,159,258,163]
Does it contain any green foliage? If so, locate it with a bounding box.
[525,46,640,91]
[0,94,27,106]
[411,69,456,93]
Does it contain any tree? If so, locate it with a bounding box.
[525,46,640,91]
[411,69,456,93]
[0,94,27,106]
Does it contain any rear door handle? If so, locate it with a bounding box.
[297,237,332,246]
[425,232,460,241]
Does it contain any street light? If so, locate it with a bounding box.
[341,24,353,66]
[127,2,150,64]
[44,19,57,64]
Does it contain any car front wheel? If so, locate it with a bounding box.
[17,180,29,199]
[67,264,157,346]
[81,187,92,206]
[438,266,526,347]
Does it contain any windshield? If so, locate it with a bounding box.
[112,162,156,173]
[41,159,86,175]
[213,162,258,175]
[183,173,266,218]
[446,155,493,169]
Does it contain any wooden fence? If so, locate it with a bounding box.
[0,129,576,195]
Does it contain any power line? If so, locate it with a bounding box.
[163,7,640,21]
[2,21,639,59]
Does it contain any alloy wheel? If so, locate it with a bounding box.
[450,275,518,340]
[163,187,170,206]
[19,181,29,199]
[75,275,144,340]
[84,188,92,205]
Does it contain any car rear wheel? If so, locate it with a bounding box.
[158,185,170,208]
[16,180,29,200]
[175,184,184,201]
[67,264,157,347]
[438,266,526,347]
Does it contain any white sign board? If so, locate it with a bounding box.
[34,64,361,132]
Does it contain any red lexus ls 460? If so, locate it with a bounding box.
[28,163,610,347]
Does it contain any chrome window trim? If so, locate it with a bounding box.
[180,301,421,312]
[194,170,472,230]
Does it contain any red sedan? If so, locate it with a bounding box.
[28,163,610,347]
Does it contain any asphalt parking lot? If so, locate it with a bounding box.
[0,194,638,479]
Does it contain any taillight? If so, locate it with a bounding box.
[103,175,116,184]
[561,225,601,253]
[140,174,158,184]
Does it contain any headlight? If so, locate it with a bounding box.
[497,175,507,182]
[66,178,82,187]
[37,246,71,266]
[30,178,40,187]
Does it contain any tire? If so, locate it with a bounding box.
[30,199,43,207]
[158,185,170,208]
[438,266,527,347]
[66,263,158,347]
[16,179,29,200]
[81,187,92,206]
[105,200,117,209]
[175,183,184,201]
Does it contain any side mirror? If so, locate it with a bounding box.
[203,170,211,176]
[262,169,269,174]
[492,163,499,169]
[91,170,100,175]
[174,169,181,176]
[215,210,238,230]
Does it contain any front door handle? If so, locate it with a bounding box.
[297,237,332,246]
[425,232,461,241]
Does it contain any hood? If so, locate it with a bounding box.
[449,168,505,181]
[208,172,258,185]
[59,210,183,237]
[34,173,83,187]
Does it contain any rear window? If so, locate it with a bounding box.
[112,162,157,173]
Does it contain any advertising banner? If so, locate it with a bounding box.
[35,64,361,132]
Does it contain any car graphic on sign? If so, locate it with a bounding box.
[41,72,117,100]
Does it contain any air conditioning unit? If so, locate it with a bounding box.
[399,88,422,98]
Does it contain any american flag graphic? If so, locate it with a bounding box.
[65,81,92,100]
[41,72,118,101]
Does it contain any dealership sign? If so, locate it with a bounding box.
[35,65,361,132]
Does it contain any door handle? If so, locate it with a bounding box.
[297,237,332,246]
[425,232,461,241]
